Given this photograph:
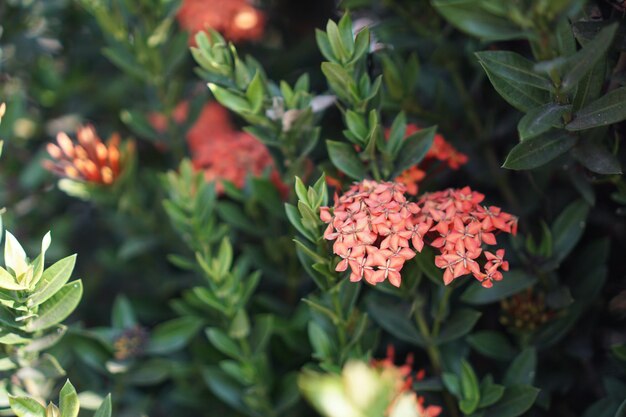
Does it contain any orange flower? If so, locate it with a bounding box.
[391,124,468,195]
[176,0,265,43]
[148,101,190,134]
[187,103,284,194]
[44,125,130,185]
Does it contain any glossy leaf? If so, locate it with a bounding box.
[551,200,590,263]
[467,331,517,361]
[567,87,626,131]
[503,348,537,387]
[435,309,481,344]
[366,298,426,347]
[8,396,46,417]
[93,395,112,417]
[391,126,436,177]
[517,104,570,141]
[561,23,617,92]
[29,254,76,307]
[459,360,481,414]
[502,131,577,170]
[475,51,552,91]
[479,63,549,112]
[146,316,203,355]
[59,380,80,417]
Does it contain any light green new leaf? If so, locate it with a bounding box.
[8,396,46,417]
[93,395,112,417]
[4,231,28,278]
[459,360,481,414]
[0,267,27,291]
[502,131,577,170]
[26,280,83,332]
[567,87,626,131]
[29,254,77,307]
[208,83,251,113]
[59,380,79,417]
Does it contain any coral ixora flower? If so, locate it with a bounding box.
[176,0,265,43]
[44,125,131,185]
[187,102,284,194]
[321,181,517,288]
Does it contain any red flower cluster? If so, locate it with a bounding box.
[320,180,421,287]
[44,125,129,185]
[187,103,280,193]
[373,345,442,417]
[176,0,265,43]
[394,125,468,195]
[417,187,517,287]
[321,181,517,288]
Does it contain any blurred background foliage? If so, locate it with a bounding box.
[1,0,626,416]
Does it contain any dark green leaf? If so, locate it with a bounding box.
[366,297,426,347]
[567,87,626,131]
[146,317,203,355]
[561,23,617,92]
[517,104,570,141]
[435,309,481,344]
[93,395,112,417]
[502,131,577,170]
[479,381,506,408]
[503,348,537,387]
[391,126,436,177]
[467,331,517,361]
[461,271,536,305]
[459,360,481,415]
[572,140,622,175]
[484,385,539,417]
[551,200,590,263]
[326,140,367,180]
[479,63,550,112]
[476,51,552,91]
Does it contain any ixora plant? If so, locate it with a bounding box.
[1,0,625,416]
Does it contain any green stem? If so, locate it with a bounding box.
[432,286,453,338]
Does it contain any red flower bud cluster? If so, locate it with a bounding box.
[44,125,129,185]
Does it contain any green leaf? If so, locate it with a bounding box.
[572,140,622,175]
[315,30,335,62]
[0,267,26,291]
[308,321,334,361]
[467,331,517,361]
[366,297,426,347]
[475,51,552,91]
[551,200,589,263]
[245,71,264,114]
[391,126,437,177]
[25,280,82,332]
[146,316,203,355]
[459,360,481,415]
[126,358,170,386]
[567,87,626,131]
[503,348,537,386]
[111,295,137,329]
[208,83,251,113]
[321,62,353,101]
[326,140,367,180]
[432,0,524,41]
[442,373,461,397]
[28,255,76,306]
[326,20,348,62]
[561,23,617,92]
[502,131,577,170]
[8,396,46,417]
[479,63,550,112]
[435,309,482,344]
[206,328,242,360]
[59,380,79,417]
[93,395,112,417]
[345,110,368,142]
[572,58,606,112]
[479,381,506,408]
[517,104,571,141]
[461,271,536,305]
[483,385,539,417]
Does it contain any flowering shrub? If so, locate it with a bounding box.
[1,1,625,417]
